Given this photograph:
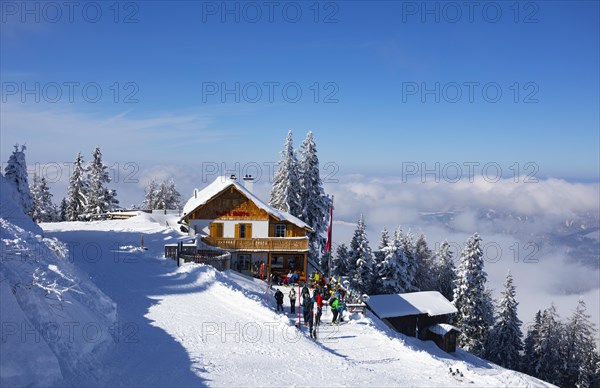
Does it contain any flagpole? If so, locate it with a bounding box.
[327,195,334,279]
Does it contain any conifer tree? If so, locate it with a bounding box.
[414,233,434,291]
[350,214,374,293]
[563,298,598,388]
[522,310,542,376]
[433,240,455,301]
[486,270,523,370]
[534,304,564,385]
[29,173,56,223]
[86,146,118,218]
[453,232,493,356]
[4,144,33,213]
[332,243,350,277]
[66,152,88,221]
[269,130,301,217]
[298,131,330,262]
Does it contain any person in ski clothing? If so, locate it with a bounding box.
[307,304,315,339]
[274,289,284,312]
[337,299,346,323]
[314,289,323,325]
[288,287,297,314]
[330,296,339,323]
[301,283,310,297]
[302,291,313,324]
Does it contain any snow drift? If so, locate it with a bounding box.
[0,176,117,387]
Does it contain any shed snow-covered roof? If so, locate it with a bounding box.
[428,323,461,336]
[181,176,312,230]
[366,291,457,319]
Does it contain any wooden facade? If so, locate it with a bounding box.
[180,179,311,281]
[384,314,453,340]
[424,328,459,353]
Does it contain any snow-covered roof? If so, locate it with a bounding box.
[366,291,457,319]
[181,176,312,230]
[427,323,461,336]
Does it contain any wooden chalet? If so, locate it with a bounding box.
[366,291,461,353]
[178,175,313,281]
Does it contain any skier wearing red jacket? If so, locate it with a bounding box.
[314,290,323,325]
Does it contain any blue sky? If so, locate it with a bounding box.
[1,0,599,197]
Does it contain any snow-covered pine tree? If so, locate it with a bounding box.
[414,233,434,291]
[485,270,523,370]
[562,298,598,388]
[534,304,564,385]
[4,144,33,213]
[269,130,301,217]
[433,240,455,301]
[59,197,68,221]
[522,310,542,376]
[298,131,331,263]
[29,173,57,223]
[371,228,390,293]
[162,178,182,209]
[378,232,405,294]
[85,146,118,218]
[66,152,88,221]
[452,232,493,357]
[143,179,159,209]
[375,228,390,263]
[350,214,375,294]
[400,230,418,292]
[332,243,350,277]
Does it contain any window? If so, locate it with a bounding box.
[235,223,252,238]
[275,224,286,237]
[237,254,251,271]
[210,222,223,238]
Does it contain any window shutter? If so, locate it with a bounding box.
[216,223,223,237]
[269,224,275,237]
[286,225,292,237]
[210,223,216,237]
[246,224,252,239]
[235,224,240,238]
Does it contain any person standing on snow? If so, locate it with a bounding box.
[288,287,297,314]
[274,289,284,312]
[314,289,323,325]
[331,295,340,324]
[302,290,313,324]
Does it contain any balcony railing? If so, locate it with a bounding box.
[202,237,309,251]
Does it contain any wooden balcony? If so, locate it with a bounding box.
[202,236,309,251]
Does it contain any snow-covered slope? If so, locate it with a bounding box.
[33,211,554,387]
[0,176,117,387]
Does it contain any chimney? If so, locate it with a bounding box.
[243,174,254,193]
[229,174,237,181]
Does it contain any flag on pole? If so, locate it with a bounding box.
[324,199,333,253]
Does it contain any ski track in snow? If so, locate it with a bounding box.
[38,213,554,387]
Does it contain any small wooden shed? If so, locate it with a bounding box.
[425,323,461,353]
[366,291,460,353]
